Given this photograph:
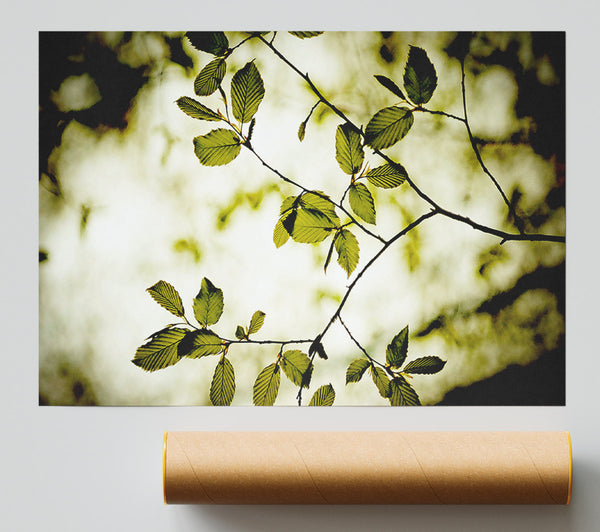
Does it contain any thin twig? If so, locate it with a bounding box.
[417,107,465,122]
[222,338,313,346]
[258,36,350,124]
[304,99,322,123]
[182,316,198,330]
[338,314,386,369]
[228,33,259,53]
[460,58,525,233]
[339,182,352,206]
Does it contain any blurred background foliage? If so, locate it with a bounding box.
[39,31,564,405]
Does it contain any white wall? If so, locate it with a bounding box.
[2,1,599,530]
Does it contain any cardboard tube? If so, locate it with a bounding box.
[163,431,572,505]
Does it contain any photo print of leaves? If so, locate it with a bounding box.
[39,31,565,405]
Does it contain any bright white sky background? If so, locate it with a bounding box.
[39,32,565,405]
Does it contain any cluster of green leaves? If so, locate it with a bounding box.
[272,190,359,275]
[177,32,265,166]
[132,278,336,406]
[235,310,265,340]
[274,187,367,278]
[179,31,324,167]
[331,123,409,276]
[138,33,449,406]
[132,279,240,405]
[368,45,438,149]
[286,45,436,278]
[253,349,334,406]
[271,120,409,279]
[345,325,446,405]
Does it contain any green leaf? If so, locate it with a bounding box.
[146,280,185,318]
[248,310,266,334]
[281,209,297,235]
[179,329,223,358]
[252,363,281,406]
[374,75,406,100]
[365,163,407,189]
[145,325,178,341]
[348,183,376,224]
[364,106,414,150]
[301,362,314,389]
[291,209,337,244]
[186,32,229,56]
[280,350,312,388]
[370,365,391,398]
[334,229,359,277]
[176,96,222,122]
[276,191,338,251]
[298,192,339,223]
[345,358,370,384]
[280,196,298,215]
[389,375,421,406]
[193,129,241,166]
[298,120,307,141]
[289,31,324,39]
[386,326,409,368]
[210,357,236,406]
[403,45,438,105]
[273,218,290,248]
[231,61,265,124]
[192,277,224,327]
[403,356,447,375]
[194,58,227,96]
[335,123,364,175]
[132,328,188,372]
[175,329,196,356]
[308,383,335,406]
[235,325,246,340]
[309,336,328,360]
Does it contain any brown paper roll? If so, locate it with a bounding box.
[163,431,572,505]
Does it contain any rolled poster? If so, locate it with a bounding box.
[163,431,571,504]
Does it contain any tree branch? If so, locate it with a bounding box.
[209,34,564,406]
[319,210,439,341]
[295,210,437,405]
[435,208,564,243]
[222,338,312,347]
[258,36,564,245]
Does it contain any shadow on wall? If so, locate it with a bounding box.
[180,501,573,532]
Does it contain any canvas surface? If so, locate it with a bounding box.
[39,31,565,405]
